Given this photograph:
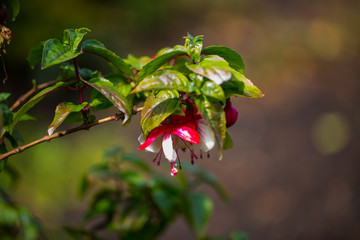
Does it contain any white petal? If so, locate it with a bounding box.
[138,133,162,153]
[197,119,215,152]
[162,133,177,162]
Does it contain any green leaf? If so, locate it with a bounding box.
[63,28,90,52]
[186,55,231,85]
[228,69,264,98]
[0,92,10,102]
[199,79,226,103]
[202,46,245,74]
[81,39,134,78]
[86,77,132,125]
[41,39,82,69]
[27,41,44,69]
[41,28,90,69]
[223,131,233,150]
[126,54,151,71]
[140,90,180,137]
[137,50,187,82]
[4,0,20,21]
[47,102,88,135]
[195,96,226,160]
[185,193,213,238]
[9,81,71,134]
[131,69,190,93]
[184,34,203,63]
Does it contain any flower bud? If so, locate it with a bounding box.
[224,100,238,128]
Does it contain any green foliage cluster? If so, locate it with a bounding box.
[0,27,263,171]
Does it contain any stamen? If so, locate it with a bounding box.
[157,152,162,166]
[200,150,203,159]
[153,147,162,163]
[181,139,199,159]
[191,154,194,165]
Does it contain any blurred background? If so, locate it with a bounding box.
[1,0,360,239]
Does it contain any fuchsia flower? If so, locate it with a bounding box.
[138,115,200,176]
[224,100,238,128]
[138,105,216,176]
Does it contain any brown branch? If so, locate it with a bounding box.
[9,79,59,111]
[0,113,124,161]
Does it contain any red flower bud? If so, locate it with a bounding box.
[224,100,238,128]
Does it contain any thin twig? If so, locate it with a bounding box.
[9,79,59,111]
[0,113,123,161]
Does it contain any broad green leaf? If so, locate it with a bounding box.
[104,73,132,97]
[41,28,90,69]
[224,69,264,98]
[41,39,82,69]
[63,28,90,52]
[185,193,213,238]
[202,46,245,74]
[199,79,226,103]
[186,55,231,85]
[195,96,226,160]
[140,90,180,137]
[184,34,203,63]
[131,69,189,93]
[137,50,187,82]
[27,41,44,69]
[81,39,134,78]
[4,0,20,21]
[47,102,88,135]
[86,77,132,125]
[9,81,71,134]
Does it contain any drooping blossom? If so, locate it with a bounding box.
[224,100,238,128]
[138,115,200,176]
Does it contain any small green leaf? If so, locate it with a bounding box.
[199,79,226,103]
[184,34,203,63]
[63,28,91,52]
[202,46,245,74]
[195,96,226,160]
[126,54,151,71]
[4,0,20,21]
[140,90,180,137]
[47,102,88,135]
[81,39,134,78]
[185,193,213,238]
[131,69,190,93]
[137,50,187,82]
[27,41,44,69]
[9,81,71,134]
[86,77,132,125]
[41,39,82,69]
[223,131,233,150]
[226,69,264,98]
[186,55,231,85]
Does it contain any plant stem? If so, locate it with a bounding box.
[73,58,89,123]
[9,80,59,111]
[0,114,123,161]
